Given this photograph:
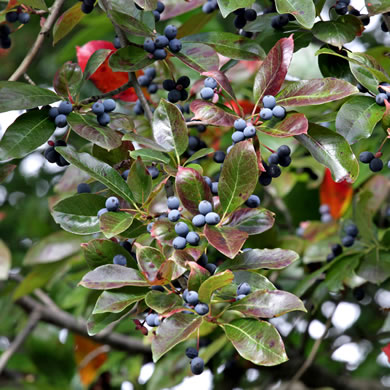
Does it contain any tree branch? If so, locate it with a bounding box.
[8,0,66,82]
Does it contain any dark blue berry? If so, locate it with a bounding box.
[211,182,218,195]
[277,145,291,157]
[205,212,220,225]
[55,114,67,128]
[200,87,214,100]
[168,89,181,103]
[153,48,167,60]
[187,291,199,305]
[204,77,217,89]
[106,196,119,211]
[92,102,105,115]
[262,95,276,109]
[144,38,155,53]
[214,151,225,163]
[168,209,181,222]
[186,347,198,359]
[173,236,186,249]
[243,126,256,138]
[345,224,358,237]
[167,196,180,210]
[164,24,177,40]
[144,67,156,79]
[175,222,189,237]
[342,235,355,247]
[376,93,387,106]
[6,12,18,23]
[58,101,73,115]
[18,12,30,24]
[272,105,286,119]
[147,166,159,179]
[192,214,206,227]
[48,107,59,120]
[268,153,279,164]
[191,357,204,375]
[168,38,182,53]
[194,303,209,315]
[155,35,169,48]
[113,254,127,266]
[244,8,257,21]
[156,1,165,13]
[97,113,110,126]
[237,282,251,295]
[186,232,200,246]
[245,195,260,208]
[232,131,245,143]
[260,108,273,120]
[97,208,108,218]
[369,158,383,172]
[205,263,216,274]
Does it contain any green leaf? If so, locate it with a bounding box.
[16,0,47,10]
[173,43,219,73]
[83,49,112,80]
[325,255,361,291]
[198,270,234,303]
[184,148,215,165]
[130,149,171,164]
[110,10,153,37]
[335,96,384,144]
[225,208,275,235]
[24,231,84,265]
[276,78,358,107]
[152,313,203,362]
[79,264,149,289]
[127,157,152,204]
[53,3,85,45]
[55,147,135,205]
[145,291,183,314]
[257,113,308,137]
[175,166,213,215]
[188,262,210,291]
[219,141,258,215]
[357,249,390,284]
[0,82,57,112]
[93,286,148,314]
[153,99,188,158]
[222,318,287,366]
[52,194,106,235]
[365,0,390,15]
[217,248,299,273]
[81,238,135,269]
[275,0,315,28]
[99,212,134,239]
[230,289,306,318]
[253,36,294,106]
[312,15,363,48]
[0,239,11,280]
[122,133,168,152]
[0,164,16,183]
[53,62,83,100]
[134,0,157,10]
[295,123,359,183]
[109,45,155,72]
[0,109,53,161]
[190,100,239,127]
[204,225,248,259]
[181,32,264,60]
[233,271,276,291]
[216,0,255,18]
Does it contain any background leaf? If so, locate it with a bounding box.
[198,270,234,303]
[53,3,85,45]
[190,101,239,127]
[275,0,316,28]
[225,208,275,235]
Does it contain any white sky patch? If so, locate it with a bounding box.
[121,381,134,390]
[332,302,361,331]
[19,152,45,177]
[138,362,154,384]
[170,369,213,390]
[309,319,326,339]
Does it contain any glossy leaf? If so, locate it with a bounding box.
[130,149,170,164]
[53,62,83,100]
[134,0,157,10]
[222,318,287,366]
[276,78,358,107]
[184,148,215,165]
[93,287,148,314]
[257,113,308,137]
[151,220,176,245]
[204,225,248,259]
[225,208,275,235]
[219,141,258,215]
[175,167,213,215]
[99,212,134,239]
[0,109,52,161]
[79,264,148,289]
[230,289,306,318]
[325,255,361,292]
[52,194,106,235]
[152,99,188,157]
[127,157,152,204]
[53,3,85,45]
[217,248,299,272]
[217,0,255,18]
[233,271,276,291]
[335,96,384,144]
[0,239,11,280]
[365,0,390,14]
[110,10,153,37]
[67,113,123,150]
[56,147,135,205]
[122,133,168,152]
[198,270,234,303]
[109,45,155,72]
[83,49,112,80]
[190,100,239,127]
[295,124,359,183]
[152,313,203,362]
[162,0,205,19]
[253,36,294,105]
[173,43,219,73]
[188,262,210,291]
[145,291,183,314]
[275,0,315,28]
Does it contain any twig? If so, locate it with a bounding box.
[0,309,41,374]
[23,73,36,86]
[79,80,134,105]
[186,121,210,127]
[8,0,66,81]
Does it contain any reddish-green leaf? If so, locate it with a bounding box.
[217,248,299,272]
[198,270,234,303]
[152,313,203,362]
[365,0,390,15]
[53,3,85,45]
[188,262,210,291]
[222,318,288,366]
[151,220,176,245]
[83,49,112,80]
[190,100,239,127]
[79,264,148,289]
[225,208,275,235]
[277,78,358,107]
[204,225,248,259]
[230,289,306,318]
[173,43,219,73]
[109,45,155,72]
[219,141,258,215]
[162,0,205,19]
[53,62,83,100]
[253,36,294,105]
[145,291,183,314]
[99,212,134,239]
[135,244,164,281]
[127,157,152,204]
[257,113,308,137]
[175,166,213,215]
[217,0,255,18]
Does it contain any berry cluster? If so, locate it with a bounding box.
[359,151,383,172]
[48,100,73,128]
[213,151,225,164]
[375,82,390,106]
[143,24,182,60]
[145,312,160,327]
[182,290,209,316]
[152,1,165,22]
[97,196,120,218]
[192,200,220,228]
[163,76,190,103]
[177,103,190,115]
[0,25,11,49]
[319,204,333,223]
[271,14,293,30]
[198,253,216,274]
[138,67,158,94]
[231,118,256,143]
[44,140,70,167]
[91,98,116,126]
[233,8,257,31]
[203,175,218,196]
[259,145,292,186]
[200,77,217,100]
[326,223,359,261]
[113,254,127,266]
[260,95,286,121]
[187,135,207,156]
[236,282,251,300]
[334,0,370,24]
[202,0,218,14]
[6,10,30,24]
[79,0,95,14]
[173,222,200,249]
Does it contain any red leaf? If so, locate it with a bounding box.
[320,168,353,219]
[382,343,390,363]
[76,41,137,102]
